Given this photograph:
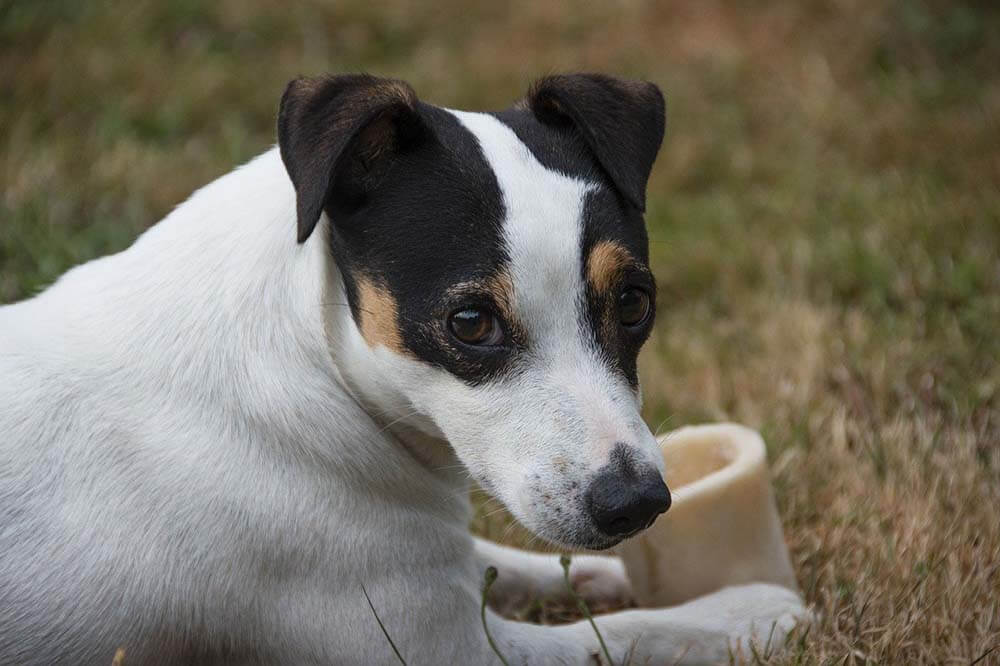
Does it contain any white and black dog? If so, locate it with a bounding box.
[0,73,805,664]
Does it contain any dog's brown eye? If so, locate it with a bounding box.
[448,308,502,346]
[619,288,650,327]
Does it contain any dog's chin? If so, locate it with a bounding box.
[577,535,625,551]
[533,514,668,550]
[529,522,626,552]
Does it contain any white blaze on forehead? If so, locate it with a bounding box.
[446,111,654,463]
[448,111,594,343]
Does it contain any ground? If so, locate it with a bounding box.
[1,1,998,663]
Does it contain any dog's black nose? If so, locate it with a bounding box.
[585,456,671,538]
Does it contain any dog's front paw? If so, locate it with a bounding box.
[619,583,810,664]
[566,555,634,612]
[710,583,811,655]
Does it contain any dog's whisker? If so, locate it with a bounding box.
[652,413,676,438]
[366,402,421,420]
[373,410,425,437]
[479,505,514,521]
[496,518,526,547]
[432,462,470,473]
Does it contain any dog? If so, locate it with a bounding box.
[0,73,806,665]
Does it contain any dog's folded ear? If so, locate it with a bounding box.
[527,73,665,212]
[278,74,424,243]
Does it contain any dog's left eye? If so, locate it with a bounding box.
[619,287,651,327]
[448,308,503,346]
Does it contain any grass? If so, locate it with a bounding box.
[3,1,998,663]
[362,584,408,665]
[560,554,615,665]
[482,567,513,666]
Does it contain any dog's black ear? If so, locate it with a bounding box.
[527,73,665,211]
[278,74,423,243]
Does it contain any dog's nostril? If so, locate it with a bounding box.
[609,516,631,533]
[585,467,671,538]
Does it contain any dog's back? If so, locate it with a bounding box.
[1,263,145,664]
[0,151,346,664]
[1,147,477,664]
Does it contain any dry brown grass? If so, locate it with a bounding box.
[636,295,999,664]
[3,0,998,663]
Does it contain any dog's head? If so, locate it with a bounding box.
[279,73,668,549]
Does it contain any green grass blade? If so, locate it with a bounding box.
[481,566,512,666]
[361,583,407,665]
[560,554,615,666]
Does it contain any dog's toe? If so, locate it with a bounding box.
[569,556,634,611]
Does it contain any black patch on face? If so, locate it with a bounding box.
[493,108,656,388]
[525,73,665,212]
[492,107,603,186]
[325,104,526,384]
[278,74,422,243]
[579,189,656,388]
[278,74,663,388]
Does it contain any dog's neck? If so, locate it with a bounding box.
[60,147,469,519]
[319,252,463,475]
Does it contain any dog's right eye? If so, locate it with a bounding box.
[619,287,651,328]
[448,308,503,346]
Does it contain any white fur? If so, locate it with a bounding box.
[0,141,806,664]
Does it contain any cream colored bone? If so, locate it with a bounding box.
[619,423,799,607]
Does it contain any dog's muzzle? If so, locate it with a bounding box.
[585,450,671,539]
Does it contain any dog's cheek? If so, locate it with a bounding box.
[421,381,523,480]
[353,275,410,356]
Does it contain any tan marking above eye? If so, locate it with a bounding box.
[445,270,517,324]
[484,270,516,324]
[355,276,407,354]
[586,240,634,294]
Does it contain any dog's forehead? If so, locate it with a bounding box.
[449,111,593,343]
[450,109,649,334]
[337,102,650,384]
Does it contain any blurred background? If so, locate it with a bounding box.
[2,1,997,662]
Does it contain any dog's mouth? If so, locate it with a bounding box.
[533,522,640,552]
[570,516,662,550]
[481,451,670,551]
[517,506,660,552]
[534,471,670,551]
[580,534,628,551]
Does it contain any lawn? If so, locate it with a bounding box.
[2,1,998,663]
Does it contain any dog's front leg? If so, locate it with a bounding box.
[473,537,632,616]
[482,581,807,665]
